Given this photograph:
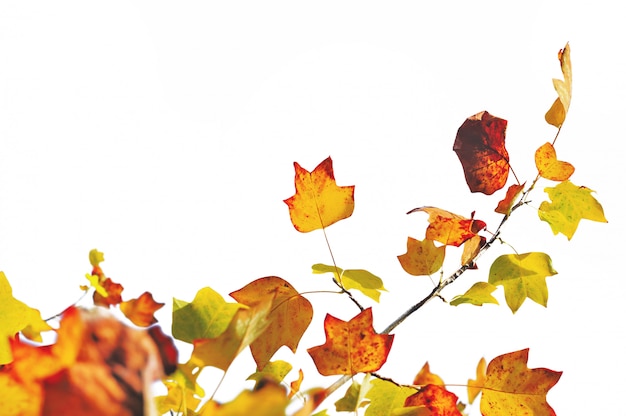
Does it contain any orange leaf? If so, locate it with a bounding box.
[120,291,165,327]
[408,207,486,247]
[453,111,510,195]
[284,157,355,232]
[93,277,124,308]
[230,276,313,370]
[481,348,562,415]
[535,142,575,181]
[405,384,461,416]
[397,237,445,276]
[413,362,444,386]
[307,308,394,376]
[495,183,525,215]
[545,43,572,128]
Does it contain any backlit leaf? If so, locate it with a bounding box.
[120,291,164,327]
[190,299,271,371]
[93,277,124,308]
[364,378,418,416]
[450,282,499,307]
[197,380,288,416]
[308,308,394,376]
[494,183,525,216]
[230,276,313,370]
[481,349,562,415]
[488,253,557,313]
[0,272,53,364]
[538,180,607,240]
[404,384,461,416]
[284,156,355,232]
[413,362,444,386]
[453,111,510,195]
[468,357,486,404]
[312,264,387,302]
[247,360,293,385]
[545,43,572,128]
[407,207,486,247]
[172,286,247,344]
[335,378,371,412]
[535,142,574,181]
[397,238,445,276]
[460,234,485,268]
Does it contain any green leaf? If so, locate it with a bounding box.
[488,253,557,313]
[538,180,607,240]
[364,379,417,416]
[450,282,499,307]
[335,380,363,412]
[312,264,387,302]
[172,286,247,343]
[247,360,293,384]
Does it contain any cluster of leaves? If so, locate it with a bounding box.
[0,43,607,415]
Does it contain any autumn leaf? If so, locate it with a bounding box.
[308,308,394,376]
[407,207,486,247]
[364,379,419,416]
[538,180,607,240]
[535,142,574,181]
[172,286,247,344]
[289,369,304,399]
[397,237,445,276]
[155,362,205,415]
[284,156,355,232]
[545,43,572,128]
[93,277,124,307]
[453,111,510,195]
[247,360,293,385]
[467,357,486,404]
[0,271,53,364]
[335,376,371,412]
[494,183,525,216]
[120,291,164,327]
[312,264,387,302]
[197,380,288,416]
[489,253,557,313]
[413,362,444,386]
[230,276,313,370]
[481,348,562,415]
[190,299,271,371]
[404,384,461,416]
[450,282,499,307]
[460,234,485,268]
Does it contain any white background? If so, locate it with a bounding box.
[0,2,624,415]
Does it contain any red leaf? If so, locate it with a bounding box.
[453,111,510,195]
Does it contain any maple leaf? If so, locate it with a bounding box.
[397,237,445,276]
[545,43,572,128]
[480,348,562,415]
[453,111,510,195]
[284,156,355,232]
[413,362,444,386]
[494,183,525,216]
[408,207,486,247]
[467,357,486,404]
[404,384,461,416]
[289,368,304,399]
[489,252,557,313]
[335,376,371,412]
[190,299,272,371]
[364,379,420,416]
[538,180,607,240]
[230,276,313,370]
[120,291,164,327]
[172,286,247,344]
[312,264,387,302]
[307,308,394,376]
[450,282,499,307]
[0,271,53,364]
[93,277,124,307]
[247,360,293,385]
[155,362,205,415]
[535,142,574,181]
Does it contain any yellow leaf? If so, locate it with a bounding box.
[450,282,499,307]
[545,43,572,127]
[312,264,387,302]
[535,142,574,181]
[197,381,288,416]
[412,362,444,386]
[467,357,486,404]
[284,157,355,232]
[397,238,445,276]
[0,272,53,364]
